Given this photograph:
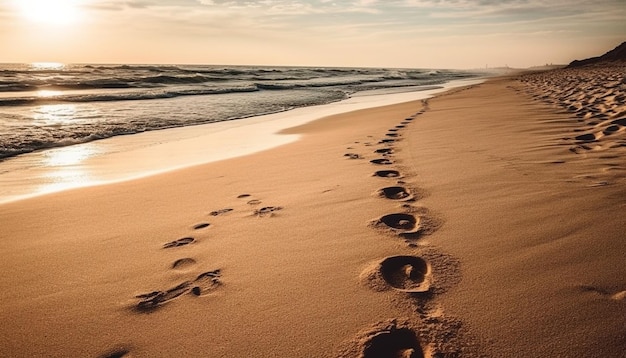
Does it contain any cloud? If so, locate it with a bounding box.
[77,0,625,42]
[194,0,382,13]
[85,0,200,11]
[17,0,616,67]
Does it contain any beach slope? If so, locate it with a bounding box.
[1,66,625,357]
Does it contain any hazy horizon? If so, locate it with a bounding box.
[1,0,625,69]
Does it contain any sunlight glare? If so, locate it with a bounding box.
[40,167,93,194]
[15,0,81,25]
[44,145,96,166]
[40,145,97,194]
[37,90,63,98]
[32,62,66,70]
[33,104,77,125]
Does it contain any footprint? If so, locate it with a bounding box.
[163,237,195,249]
[373,170,401,178]
[362,321,425,358]
[344,153,363,159]
[379,256,431,293]
[569,145,592,154]
[603,124,620,135]
[172,258,197,270]
[209,208,233,216]
[578,285,626,301]
[379,139,396,144]
[370,158,393,165]
[395,125,406,129]
[237,194,251,198]
[378,186,413,201]
[574,133,596,142]
[386,133,399,137]
[190,270,222,296]
[376,213,419,234]
[193,223,210,230]
[135,270,222,311]
[254,206,283,217]
[380,214,417,230]
[374,148,394,155]
[136,281,193,311]
[99,348,131,358]
[247,199,262,205]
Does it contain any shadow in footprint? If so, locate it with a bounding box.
[191,270,222,296]
[375,148,394,155]
[373,208,442,241]
[603,125,620,135]
[135,269,222,311]
[378,186,413,201]
[254,206,283,217]
[378,213,418,233]
[163,237,195,249]
[575,133,596,142]
[374,170,401,178]
[136,281,193,311]
[99,348,130,358]
[172,258,197,270]
[210,208,233,216]
[344,153,363,159]
[193,223,210,230]
[362,322,424,358]
[578,285,626,301]
[237,194,251,198]
[370,158,393,165]
[380,256,431,293]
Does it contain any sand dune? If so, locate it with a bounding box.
[520,63,626,169]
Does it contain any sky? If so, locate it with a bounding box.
[0,0,624,68]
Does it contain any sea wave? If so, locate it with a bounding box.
[0,85,262,106]
[0,64,485,160]
[0,64,477,95]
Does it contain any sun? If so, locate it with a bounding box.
[15,0,81,25]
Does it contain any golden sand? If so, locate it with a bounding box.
[1,66,624,357]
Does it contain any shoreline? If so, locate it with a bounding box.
[0,78,484,204]
[1,67,624,357]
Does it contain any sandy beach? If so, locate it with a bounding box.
[1,64,625,358]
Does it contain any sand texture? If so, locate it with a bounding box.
[1,66,625,357]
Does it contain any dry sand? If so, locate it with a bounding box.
[1,65,625,357]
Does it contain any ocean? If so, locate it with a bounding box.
[0,63,482,161]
